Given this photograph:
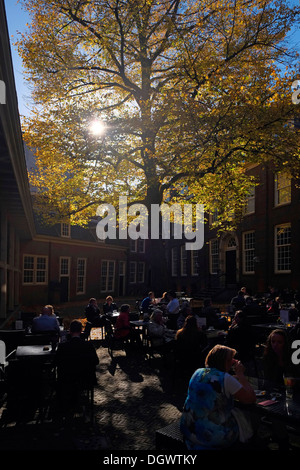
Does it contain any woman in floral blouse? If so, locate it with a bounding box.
[180,344,255,450]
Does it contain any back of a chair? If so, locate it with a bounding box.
[0,330,25,354]
[0,340,8,366]
[105,318,114,337]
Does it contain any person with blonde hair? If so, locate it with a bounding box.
[180,344,255,450]
[103,295,118,315]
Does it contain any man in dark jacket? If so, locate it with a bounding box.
[54,320,99,415]
[230,290,246,312]
[84,297,105,338]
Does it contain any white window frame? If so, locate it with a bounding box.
[23,255,48,285]
[274,173,291,207]
[137,262,145,283]
[245,187,255,215]
[60,256,70,277]
[171,247,178,277]
[129,261,137,284]
[180,245,187,276]
[101,260,115,292]
[209,209,218,225]
[242,231,255,274]
[61,222,71,238]
[76,258,87,294]
[191,250,199,276]
[209,239,219,275]
[275,224,291,273]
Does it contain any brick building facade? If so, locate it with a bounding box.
[166,163,300,299]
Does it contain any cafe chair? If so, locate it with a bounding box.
[105,319,129,358]
[54,364,96,423]
[0,340,8,371]
[0,340,14,382]
[24,330,59,350]
[0,329,25,355]
[144,331,167,365]
[84,321,105,342]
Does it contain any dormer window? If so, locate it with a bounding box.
[61,222,71,238]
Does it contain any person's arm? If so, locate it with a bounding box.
[233,360,256,404]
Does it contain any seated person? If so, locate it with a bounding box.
[84,297,105,337]
[242,296,260,316]
[147,309,175,348]
[141,291,155,316]
[175,315,208,374]
[263,329,295,384]
[180,345,256,450]
[262,329,296,449]
[177,301,191,329]
[230,290,246,312]
[54,320,99,414]
[114,304,141,345]
[31,306,60,346]
[166,291,180,329]
[225,310,256,363]
[289,304,299,322]
[103,295,118,315]
[202,298,219,328]
[202,298,227,330]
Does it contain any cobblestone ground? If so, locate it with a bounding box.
[1,335,300,453]
[93,342,185,451]
[0,337,187,452]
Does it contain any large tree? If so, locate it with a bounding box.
[18,0,299,234]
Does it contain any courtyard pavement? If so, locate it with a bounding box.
[1,323,300,459]
[0,334,186,454]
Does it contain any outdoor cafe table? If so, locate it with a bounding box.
[251,323,295,330]
[16,344,55,361]
[130,320,149,344]
[205,328,227,346]
[106,311,119,324]
[130,320,149,328]
[251,323,296,342]
[237,377,300,430]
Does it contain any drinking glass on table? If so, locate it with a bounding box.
[283,375,296,400]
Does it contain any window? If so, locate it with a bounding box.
[243,231,255,273]
[245,187,255,214]
[101,260,115,292]
[275,224,291,273]
[137,239,145,253]
[119,261,126,276]
[210,209,218,224]
[191,250,199,276]
[77,258,86,294]
[130,239,145,252]
[227,237,237,248]
[209,240,219,274]
[275,173,291,206]
[137,262,145,283]
[180,245,187,276]
[23,255,47,284]
[129,261,137,283]
[61,223,71,237]
[171,247,178,276]
[60,257,70,276]
[130,240,137,252]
